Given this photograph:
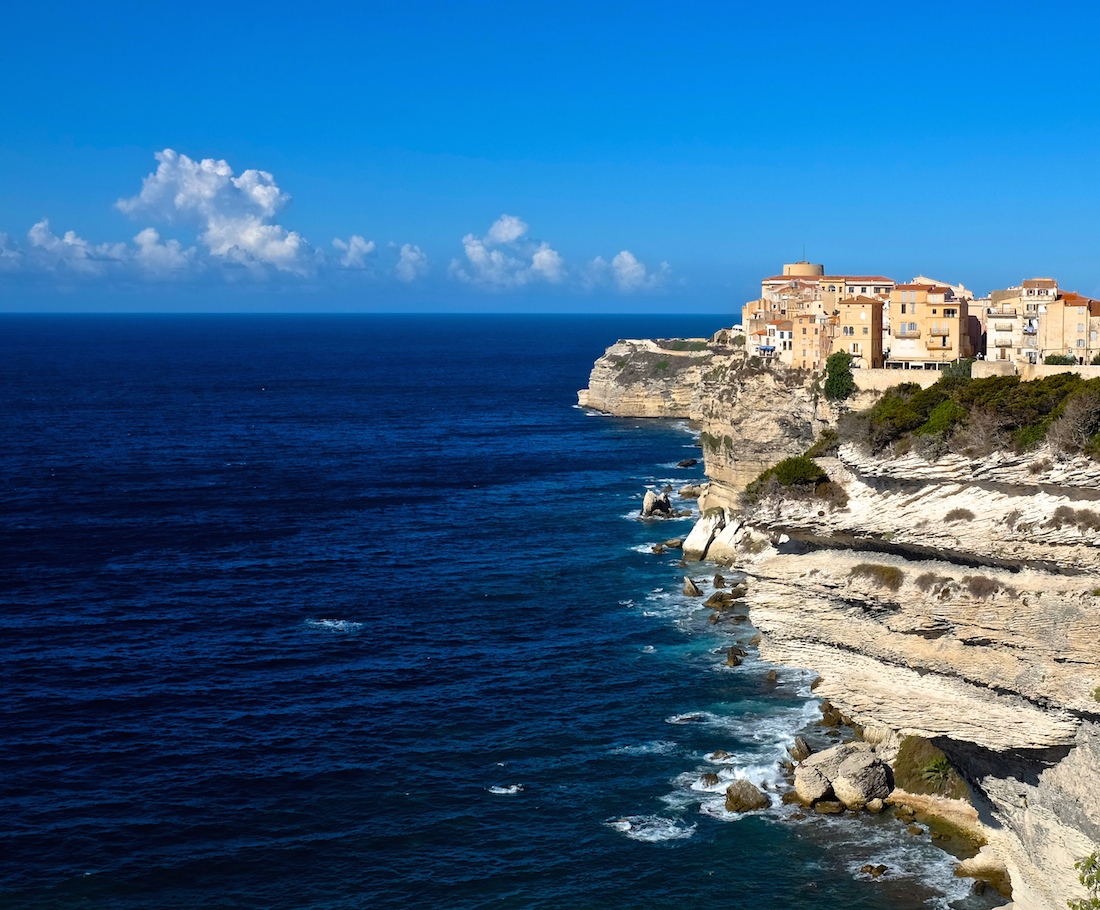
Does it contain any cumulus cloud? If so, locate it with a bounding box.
[117,149,313,274]
[586,250,672,293]
[395,243,429,282]
[450,214,565,289]
[27,220,127,276]
[0,232,24,272]
[133,228,196,276]
[332,235,376,269]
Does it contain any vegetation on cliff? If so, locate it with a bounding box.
[743,455,848,507]
[823,351,855,401]
[893,736,969,801]
[839,371,1100,459]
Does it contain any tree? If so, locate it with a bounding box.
[1045,354,1078,365]
[1090,353,1100,366]
[823,351,855,401]
[1068,851,1100,910]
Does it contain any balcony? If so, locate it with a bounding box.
[926,338,953,350]
[894,327,921,338]
[993,338,1013,347]
[1023,326,1037,335]
[993,322,1015,332]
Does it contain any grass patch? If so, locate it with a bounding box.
[962,575,1000,599]
[944,508,975,523]
[657,338,708,352]
[850,563,905,591]
[654,360,669,372]
[805,428,840,458]
[893,736,969,800]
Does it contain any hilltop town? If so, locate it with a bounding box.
[742,260,1095,372]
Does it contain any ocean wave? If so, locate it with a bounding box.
[487,784,523,795]
[641,645,655,653]
[604,815,696,842]
[303,618,364,634]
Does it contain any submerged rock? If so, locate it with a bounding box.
[725,779,770,812]
[683,577,704,597]
[678,458,698,468]
[700,771,720,788]
[713,573,726,588]
[663,538,683,549]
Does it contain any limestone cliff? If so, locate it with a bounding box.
[689,445,1100,909]
[581,340,1100,907]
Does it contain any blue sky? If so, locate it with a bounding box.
[3,0,1100,312]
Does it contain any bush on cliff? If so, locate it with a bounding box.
[839,371,1100,459]
[744,455,832,504]
[893,736,969,800]
[1068,852,1100,910]
[1045,353,1078,365]
[849,563,905,591]
[823,351,856,401]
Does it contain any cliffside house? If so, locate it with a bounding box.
[1037,289,1100,364]
[831,295,885,368]
[886,283,974,369]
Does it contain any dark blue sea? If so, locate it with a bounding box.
[0,315,996,910]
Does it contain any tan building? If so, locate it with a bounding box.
[832,296,884,368]
[793,312,832,370]
[985,281,1046,364]
[887,283,973,369]
[1038,291,1100,363]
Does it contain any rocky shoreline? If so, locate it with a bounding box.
[584,335,1100,910]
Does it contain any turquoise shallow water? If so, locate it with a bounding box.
[0,314,1001,909]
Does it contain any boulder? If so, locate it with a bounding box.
[814,800,845,815]
[651,544,666,555]
[788,735,812,762]
[713,574,726,588]
[865,798,885,813]
[663,538,683,549]
[726,650,742,668]
[704,591,735,608]
[907,824,924,836]
[683,577,704,597]
[724,779,770,813]
[801,742,872,784]
[679,484,703,499]
[793,765,833,804]
[765,669,778,683]
[678,458,698,468]
[709,749,731,760]
[832,751,892,811]
[699,772,720,788]
[641,490,673,517]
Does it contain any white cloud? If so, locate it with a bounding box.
[486,214,528,245]
[450,215,565,289]
[117,149,313,274]
[0,232,24,272]
[27,219,127,276]
[133,228,196,276]
[332,234,376,269]
[395,243,429,282]
[586,250,671,293]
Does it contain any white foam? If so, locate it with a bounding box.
[303,618,364,634]
[641,645,656,654]
[604,815,696,842]
[487,784,523,795]
[608,740,678,756]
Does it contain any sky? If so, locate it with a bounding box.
[3,0,1100,312]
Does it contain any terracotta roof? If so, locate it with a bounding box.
[1023,278,1057,288]
[818,275,895,284]
[838,295,883,306]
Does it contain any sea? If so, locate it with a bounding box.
[0,314,1003,910]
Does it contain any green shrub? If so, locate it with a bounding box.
[658,339,708,352]
[1045,354,1078,365]
[654,360,669,371]
[732,334,746,347]
[773,456,827,487]
[805,428,840,458]
[915,571,951,592]
[1091,353,1100,366]
[1068,851,1100,910]
[942,358,974,380]
[824,351,855,401]
[893,736,969,800]
[850,563,904,591]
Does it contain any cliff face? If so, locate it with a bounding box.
[692,446,1100,910]
[581,342,1100,908]
[577,339,717,418]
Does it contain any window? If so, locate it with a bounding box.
[1079,306,1086,315]
[909,322,917,332]
[1078,339,1086,348]
[861,286,868,294]
[863,327,869,334]
[1080,324,1086,332]
[843,326,854,336]
[932,309,937,315]
[814,328,818,335]
[944,308,957,318]
[900,303,907,314]
[802,327,807,334]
